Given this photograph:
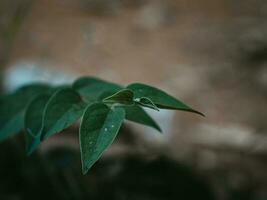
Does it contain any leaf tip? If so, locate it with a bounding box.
[82,164,91,175]
[191,109,205,117]
[82,169,88,175]
[157,126,163,133]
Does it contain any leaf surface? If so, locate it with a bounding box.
[127,83,204,116]
[73,76,122,102]
[135,97,159,111]
[41,88,86,140]
[103,89,134,105]
[80,103,125,174]
[24,94,51,155]
[0,84,50,141]
[123,105,161,132]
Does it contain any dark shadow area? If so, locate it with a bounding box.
[0,136,214,200]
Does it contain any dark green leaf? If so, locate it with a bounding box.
[73,76,122,102]
[127,83,204,116]
[0,84,51,141]
[123,105,161,132]
[103,89,134,105]
[24,94,51,155]
[135,97,159,111]
[80,103,125,174]
[41,88,86,140]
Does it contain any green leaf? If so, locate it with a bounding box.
[41,88,86,140]
[103,89,134,105]
[73,76,122,102]
[123,105,161,132]
[135,97,159,111]
[127,83,204,116]
[80,103,125,174]
[24,86,70,154]
[0,84,51,141]
[24,94,51,155]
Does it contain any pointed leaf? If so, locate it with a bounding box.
[73,76,122,102]
[135,97,159,111]
[24,94,51,155]
[127,83,204,116]
[0,84,51,141]
[80,103,125,174]
[123,105,161,132]
[41,88,86,140]
[103,89,134,105]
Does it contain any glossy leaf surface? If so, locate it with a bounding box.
[41,88,86,140]
[80,103,125,174]
[127,83,204,116]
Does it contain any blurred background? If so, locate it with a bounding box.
[0,0,267,199]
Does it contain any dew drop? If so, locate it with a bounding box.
[104,128,108,132]
[111,125,114,128]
